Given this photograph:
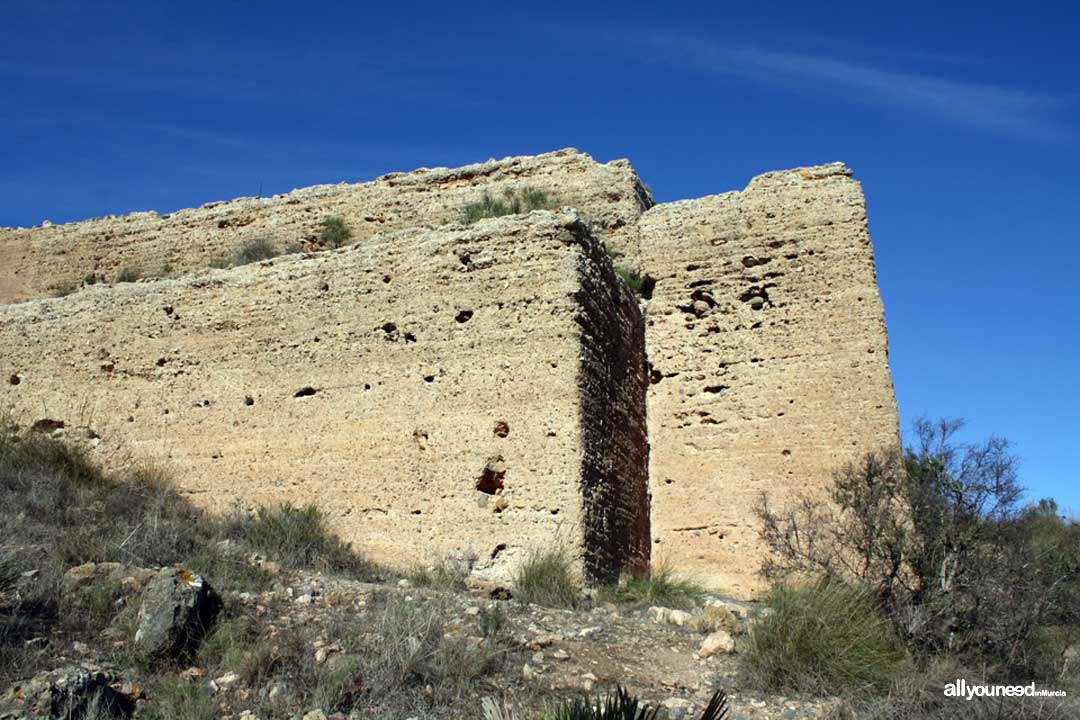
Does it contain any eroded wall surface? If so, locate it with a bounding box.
[0,150,900,596]
[639,163,900,596]
[0,210,649,583]
[0,149,652,304]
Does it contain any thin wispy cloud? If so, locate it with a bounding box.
[625,30,1072,140]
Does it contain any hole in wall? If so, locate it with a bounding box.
[493,421,510,438]
[477,457,506,495]
[244,395,255,406]
[31,419,65,434]
[491,543,507,559]
[293,386,318,398]
[455,310,474,323]
[741,255,771,268]
[703,385,729,394]
[8,374,20,386]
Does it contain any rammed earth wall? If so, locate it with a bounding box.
[0,210,650,585]
[639,164,899,595]
[0,150,898,596]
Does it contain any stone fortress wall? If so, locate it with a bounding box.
[0,149,898,596]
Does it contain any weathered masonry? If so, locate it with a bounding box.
[0,150,898,596]
[639,164,899,595]
[0,150,651,305]
[0,211,650,585]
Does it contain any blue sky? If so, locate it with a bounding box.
[2,1,1077,509]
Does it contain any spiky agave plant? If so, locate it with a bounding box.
[521,686,728,720]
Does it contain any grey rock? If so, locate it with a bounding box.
[134,567,221,661]
[7,665,133,719]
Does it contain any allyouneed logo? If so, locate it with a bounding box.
[945,679,1067,700]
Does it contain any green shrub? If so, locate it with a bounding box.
[224,503,368,576]
[758,419,1080,680]
[462,186,557,224]
[614,265,655,299]
[742,578,906,695]
[231,237,280,266]
[115,266,142,283]
[319,216,352,248]
[52,280,80,297]
[600,563,705,609]
[209,237,282,269]
[512,547,581,608]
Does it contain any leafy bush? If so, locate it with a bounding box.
[512,547,581,608]
[462,187,557,224]
[741,578,906,694]
[600,563,704,608]
[757,418,1080,679]
[319,215,352,248]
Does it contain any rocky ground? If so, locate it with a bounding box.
[1,554,841,720]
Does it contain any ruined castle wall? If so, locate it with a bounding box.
[0,149,652,305]
[0,210,649,584]
[639,163,900,596]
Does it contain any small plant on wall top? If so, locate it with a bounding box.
[319,216,352,248]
